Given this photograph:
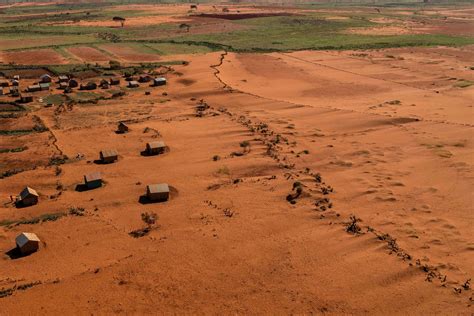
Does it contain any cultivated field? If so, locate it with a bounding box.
[0,1,473,314]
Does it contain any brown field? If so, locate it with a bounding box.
[0,2,473,314]
[67,46,112,63]
[0,49,68,65]
[98,44,161,62]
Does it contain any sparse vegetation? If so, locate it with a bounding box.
[0,212,67,227]
[0,146,27,154]
[454,80,473,88]
[346,215,362,234]
[129,212,158,238]
[286,181,303,204]
[217,166,230,175]
[68,206,86,216]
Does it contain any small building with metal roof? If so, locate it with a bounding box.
[117,122,129,133]
[84,172,102,190]
[27,84,41,92]
[20,93,33,103]
[110,78,120,85]
[39,83,50,91]
[152,77,167,87]
[17,186,39,207]
[58,75,69,83]
[40,74,52,83]
[100,149,118,164]
[16,232,40,255]
[128,81,139,88]
[146,141,166,155]
[146,183,170,202]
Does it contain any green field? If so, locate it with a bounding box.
[0,2,473,58]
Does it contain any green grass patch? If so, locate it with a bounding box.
[44,94,68,105]
[0,34,102,51]
[144,42,214,55]
[173,15,474,52]
[0,212,67,227]
[70,91,103,103]
[0,146,28,154]
[0,129,35,136]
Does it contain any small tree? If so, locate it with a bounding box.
[112,16,126,28]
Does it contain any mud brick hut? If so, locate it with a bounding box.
[16,232,40,255]
[20,93,33,103]
[11,79,19,87]
[27,84,41,92]
[59,82,68,90]
[138,75,152,83]
[58,75,69,83]
[128,81,139,88]
[117,122,129,133]
[17,187,39,207]
[146,183,170,202]
[10,87,20,97]
[69,79,79,88]
[110,78,120,85]
[100,79,110,89]
[100,149,118,163]
[152,77,167,87]
[40,74,52,83]
[80,82,97,90]
[146,141,166,155]
[13,75,20,81]
[84,172,102,190]
[39,83,50,91]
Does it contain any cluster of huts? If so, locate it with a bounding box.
[11,121,171,257]
[0,75,21,99]
[1,73,167,104]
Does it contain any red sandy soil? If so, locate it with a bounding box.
[0,49,68,65]
[67,46,112,63]
[0,46,473,313]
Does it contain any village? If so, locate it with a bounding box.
[1,71,170,256]
[0,72,167,104]
[0,0,472,313]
